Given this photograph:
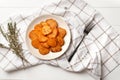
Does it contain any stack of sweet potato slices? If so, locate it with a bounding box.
[29,19,66,55]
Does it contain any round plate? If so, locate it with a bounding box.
[26,15,71,60]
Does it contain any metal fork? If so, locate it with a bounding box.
[68,19,95,62]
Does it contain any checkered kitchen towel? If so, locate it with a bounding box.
[0,0,120,80]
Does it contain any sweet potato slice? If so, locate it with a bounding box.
[48,28,58,38]
[34,24,43,30]
[29,30,38,40]
[51,43,62,52]
[41,22,48,26]
[40,42,50,48]
[41,25,52,35]
[46,19,58,29]
[33,30,48,42]
[39,44,50,55]
[57,36,64,46]
[31,39,40,49]
[37,33,48,42]
[47,38,57,47]
[58,27,66,38]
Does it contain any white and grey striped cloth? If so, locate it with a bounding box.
[0,0,120,80]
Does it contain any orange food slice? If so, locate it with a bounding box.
[41,22,48,26]
[29,30,38,40]
[46,19,58,29]
[39,44,50,55]
[57,36,64,46]
[47,38,57,47]
[58,27,66,38]
[51,43,62,52]
[31,39,40,49]
[48,28,58,38]
[32,30,48,42]
[37,32,48,42]
[34,24,43,30]
[40,42,50,48]
[41,25,52,35]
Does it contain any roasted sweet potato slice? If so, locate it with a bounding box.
[37,33,48,42]
[31,39,40,49]
[34,24,43,30]
[48,28,58,38]
[51,43,62,52]
[33,30,48,42]
[29,30,38,40]
[41,25,52,35]
[41,22,48,26]
[46,19,58,29]
[39,44,50,55]
[40,42,50,48]
[58,27,66,38]
[57,36,64,46]
[47,38,57,47]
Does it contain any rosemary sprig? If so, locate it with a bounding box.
[0,43,10,49]
[0,22,29,66]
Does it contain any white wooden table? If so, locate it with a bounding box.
[0,0,120,80]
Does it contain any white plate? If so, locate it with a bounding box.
[26,15,71,60]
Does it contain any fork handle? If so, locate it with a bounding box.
[68,34,86,62]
